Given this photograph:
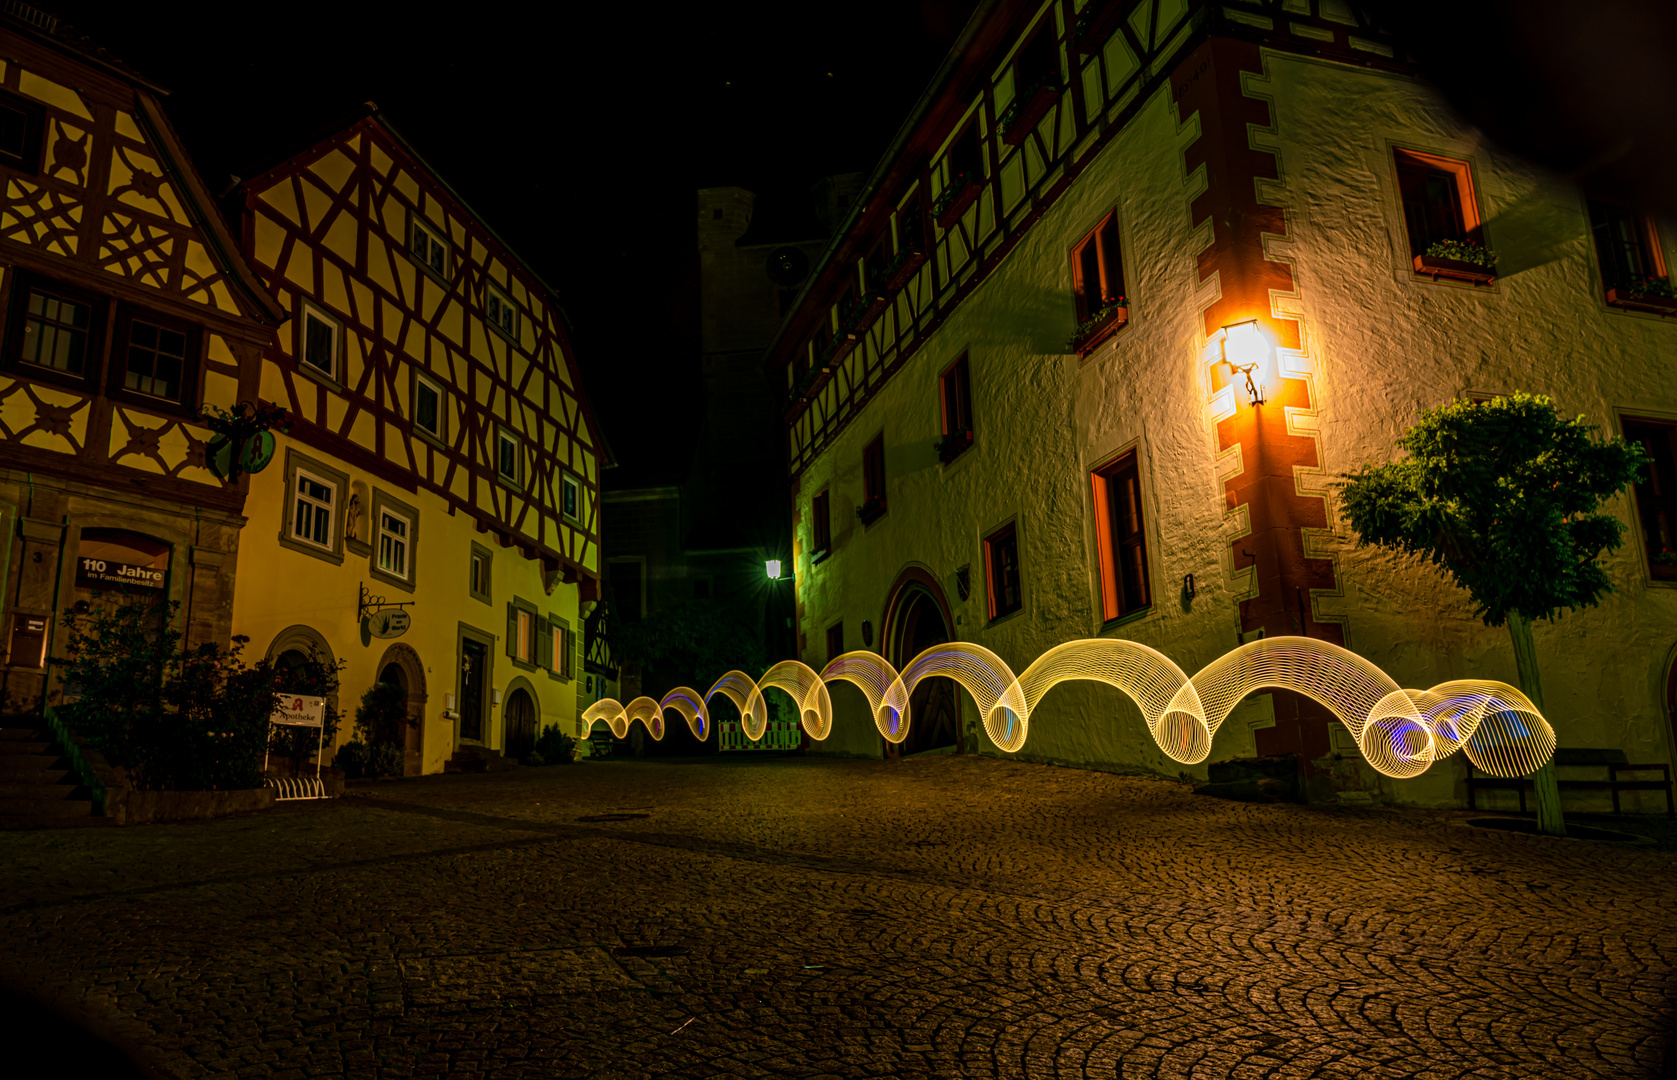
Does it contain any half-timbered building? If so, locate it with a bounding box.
[233,106,606,775]
[773,0,1677,810]
[0,6,283,714]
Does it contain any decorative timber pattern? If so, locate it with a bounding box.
[777,0,1399,477]
[240,117,603,580]
[0,30,279,508]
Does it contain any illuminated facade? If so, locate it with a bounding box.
[231,107,607,774]
[771,0,1677,807]
[0,8,282,713]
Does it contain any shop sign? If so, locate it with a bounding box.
[367,609,411,639]
[76,557,166,590]
[271,695,326,727]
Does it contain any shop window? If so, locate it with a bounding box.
[0,90,44,173]
[811,488,832,559]
[984,521,1023,621]
[486,281,519,339]
[938,354,973,462]
[859,435,886,524]
[826,622,845,663]
[1624,417,1677,581]
[469,542,493,604]
[1393,149,1481,258]
[1091,451,1151,622]
[1589,201,1668,298]
[1072,214,1126,322]
[410,215,450,279]
[496,426,522,487]
[297,300,340,380]
[414,370,445,440]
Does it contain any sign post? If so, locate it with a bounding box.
[264,694,328,800]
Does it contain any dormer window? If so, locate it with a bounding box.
[410,215,449,278]
[486,282,518,338]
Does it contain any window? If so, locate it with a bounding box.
[864,239,890,292]
[121,319,187,400]
[939,354,973,461]
[486,282,518,338]
[1072,213,1125,322]
[292,469,336,551]
[811,489,832,558]
[19,286,93,376]
[1624,418,1677,582]
[468,542,493,604]
[413,371,444,440]
[1589,201,1667,297]
[0,91,44,173]
[1012,23,1060,96]
[860,434,887,522]
[549,615,575,679]
[1394,149,1480,259]
[984,521,1023,621]
[561,472,582,523]
[948,122,983,190]
[377,508,411,580]
[410,216,449,278]
[496,427,522,487]
[826,622,845,663]
[507,601,537,666]
[896,194,923,255]
[1092,451,1151,622]
[298,301,339,379]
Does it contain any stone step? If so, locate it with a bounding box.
[0,756,68,779]
[0,794,96,818]
[0,739,50,756]
[0,727,44,741]
[0,778,79,797]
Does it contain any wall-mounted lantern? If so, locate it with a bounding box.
[1211,319,1273,406]
[765,558,784,581]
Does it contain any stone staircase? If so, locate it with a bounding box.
[443,744,517,775]
[0,726,108,827]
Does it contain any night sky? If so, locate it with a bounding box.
[52,0,981,478]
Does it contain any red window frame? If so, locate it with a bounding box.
[1393,148,1482,259]
[1071,213,1125,322]
[1624,417,1677,581]
[939,354,973,438]
[1091,450,1151,622]
[983,521,1023,621]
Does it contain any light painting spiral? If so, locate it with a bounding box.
[580,636,1555,779]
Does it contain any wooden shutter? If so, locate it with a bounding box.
[506,602,518,657]
[537,616,553,670]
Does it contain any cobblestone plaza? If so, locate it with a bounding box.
[2,756,1674,1078]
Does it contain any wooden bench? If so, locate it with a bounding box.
[1467,747,1674,816]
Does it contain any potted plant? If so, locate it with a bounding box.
[999,72,1062,146]
[855,495,886,526]
[881,243,926,290]
[933,172,981,229]
[1607,274,1677,315]
[1069,0,1125,55]
[849,288,892,332]
[935,428,973,463]
[1414,238,1497,285]
[1067,296,1129,356]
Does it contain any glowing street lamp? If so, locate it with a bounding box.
[765,558,783,581]
[1211,319,1273,406]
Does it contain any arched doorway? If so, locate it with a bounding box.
[375,643,427,776]
[504,687,537,761]
[884,570,960,757]
[266,625,339,775]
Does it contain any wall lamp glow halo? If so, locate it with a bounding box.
[581,635,1555,780]
[765,558,784,580]
[1213,319,1272,406]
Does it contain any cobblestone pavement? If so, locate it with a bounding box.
[2,755,1675,1079]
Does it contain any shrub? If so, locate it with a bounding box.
[333,740,370,778]
[349,681,412,778]
[520,751,546,767]
[534,723,576,765]
[58,595,279,790]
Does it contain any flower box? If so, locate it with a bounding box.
[855,496,886,526]
[1605,288,1677,316]
[823,331,858,366]
[1413,254,1495,285]
[935,429,973,464]
[884,248,925,290]
[933,176,981,230]
[1068,303,1128,356]
[850,290,891,332]
[1000,81,1060,146]
[1070,1,1126,55]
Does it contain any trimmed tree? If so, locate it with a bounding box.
[1339,393,1647,836]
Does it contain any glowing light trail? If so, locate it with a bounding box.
[581,636,1555,779]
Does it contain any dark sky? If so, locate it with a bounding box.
[53,0,980,475]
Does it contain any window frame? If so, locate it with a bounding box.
[368,489,420,593]
[1392,148,1483,261]
[294,297,342,385]
[485,280,520,343]
[108,303,202,416]
[412,368,446,444]
[547,613,575,681]
[468,541,494,605]
[811,488,832,562]
[1621,415,1677,584]
[1070,212,1127,324]
[408,213,451,282]
[560,470,584,525]
[825,621,845,664]
[507,596,539,670]
[0,89,46,175]
[1589,199,1670,302]
[938,353,974,462]
[861,434,887,521]
[277,449,348,565]
[2,270,104,393]
[494,425,524,489]
[983,519,1024,623]
[1090,449,1153,625]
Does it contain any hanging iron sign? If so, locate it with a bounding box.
[366,608,411,639]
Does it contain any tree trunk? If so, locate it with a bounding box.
[1507,612,1565,836]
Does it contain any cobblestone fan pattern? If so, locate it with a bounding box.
[2,757,1674,1078]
